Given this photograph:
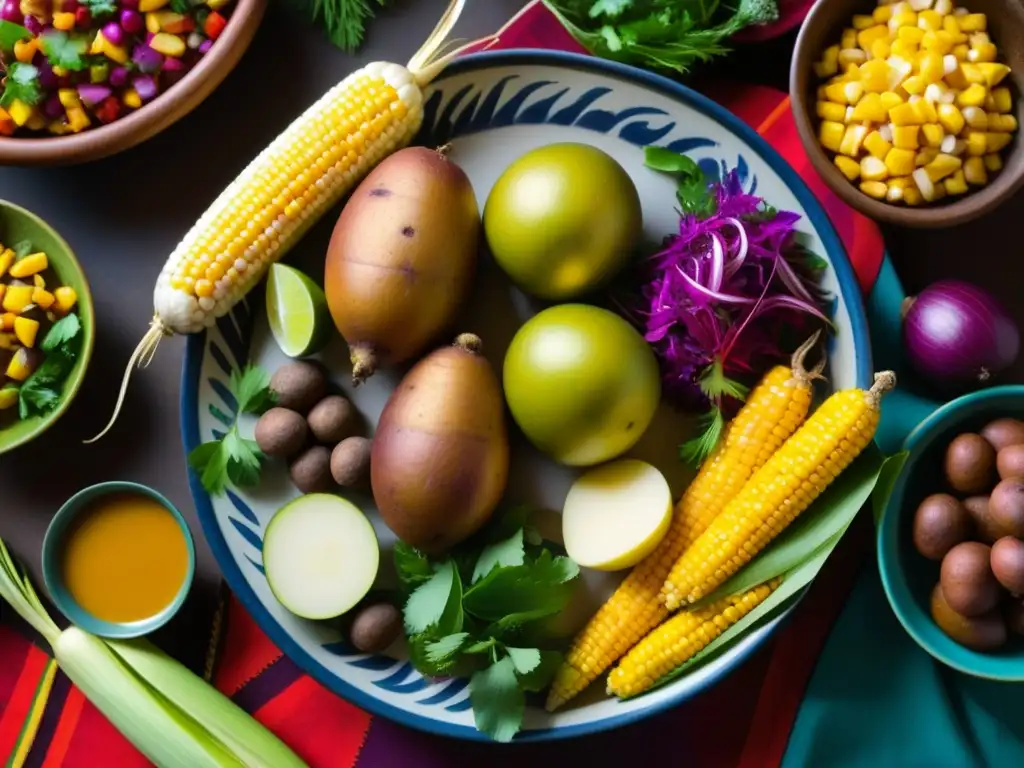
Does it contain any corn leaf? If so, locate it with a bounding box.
[872,450,910,527]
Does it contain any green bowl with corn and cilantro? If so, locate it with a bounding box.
[0,199,93,455]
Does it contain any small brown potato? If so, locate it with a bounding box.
[931,583,1007,651]
[990,537,1024,594]
[1005,597,1024,636]
[270,361,328,414]
[997,444,1024,481]
[307,395,358,443]
[940,541,1002,617]
[288,445,335,494]
[987,479,1024,539]
[962,496,999,543]
[331,436,372,488]
[982,418,1024,452]
[913,494,973,561]
[349,602,402,653]
[254,407,308,458]
[944,433,996,494]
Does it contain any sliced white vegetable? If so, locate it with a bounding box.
[562,459,672,572]
[264,494,379,620]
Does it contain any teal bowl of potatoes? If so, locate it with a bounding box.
[878,385,1024,680]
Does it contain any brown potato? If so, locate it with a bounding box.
[940,541,1002,616]
[997,444,1024,481]
[307,395,358,443]
[288,445,334,494]
[982,418,1024,452]
[990,537,1024,594]
[254,407,308,458]
[931,583,1007,651]
[944,433,996,494]
[987,479,1024,539]
[331,436,371,488]
[349,602,402,653]
[913,494,973,561]
[371,334,509,554]
[962,496,999,543]
[324,147,480,386]
[271,362,328,414]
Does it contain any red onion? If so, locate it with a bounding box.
[109,66,129,88]
[902,280,1019,391]
[102,20,124,45]
[42,94,64,119]
[120,8,142,34]
[77,83,112,107]
[131,74,158,103]
[0,0,23,23]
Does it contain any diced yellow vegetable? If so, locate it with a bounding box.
[861,155,890,182]
[8,252,48,278]
[891,11,918,29]
[902,75,926,95]
[886,147,917,176]
[835,155,862,181]
[839,48,868,69]
[0,249,13,278]
[149,32,185,57]
[898,26,925,45]
[817,101,848,122]
[871,39,892,60]
[880,91,905,111]
[139,0,169,10]
[840,124,870,157]
[990,87,1012,114]
[975,63,1011,88]
[944,169,968,195]
[969,42,996,62]
[963,129,987,156]
[921,30,954,55]
[961,106,988,130]
[958,13,986,32]
[67,107,90,133]
[0,312,13,330]
[916,147,940,166]
[32,274,44,289]
[858,25,890,51]
[2,285,33,313]
[819,121,846,152]
[919,53,945,83]
[841,28,858,50]
[6,348,33,381]
[8,100,33,127]
[904,185,924,205]
[859,60,890,93]
[984,153,1004,172]
[891,39,919,59]
[890,102,924,125]
[918,10,942,30]
[873,4,893,23]
[892,124,920,149]
[957,83,988,108]
[25,112,45,131]
[985,132,1012,153]
[864,130,894,159]
[123,89,142,109]
[921,123,945,147]
[859,180,888,199]
[821,45,840,74]
[824,82,848,103]
[937,103,965,134]
[988,113,1016,132]
[953,43,970,61]
[924,152,962,181]
[0,388,17,410]
[942,14,960,35]
[32,287,55,310]
[851,93,887,122]
[54,286,78,314]
[13,317,39,348]
[852,14,875,30]
[963,156,987,185]
[960,63,985,84]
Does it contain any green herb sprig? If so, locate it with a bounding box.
[395,507,579,742]
[39,31,89,72]
[0,61,41,108]
[281,0,392,52]
[17,314,83,420]
[187,365,276,495]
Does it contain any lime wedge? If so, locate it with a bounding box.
[266,263,330,358]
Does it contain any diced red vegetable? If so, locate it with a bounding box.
[74,5,90,26]
[95,96,120,124]
[204,11,226,40]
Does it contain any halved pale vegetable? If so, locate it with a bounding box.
[264,494,379,620]
[561,459,672,571]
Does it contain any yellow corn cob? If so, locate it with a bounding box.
[607,578,782,699]
[544,336,822,711]
[661,371,896,610]
[88,0,492,443]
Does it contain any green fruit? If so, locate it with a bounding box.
[503,304,661,467]
[266,263,330,358]
[483,143,642,300]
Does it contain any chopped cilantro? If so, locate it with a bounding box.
[40,31,89,72]
[0,62,42,108]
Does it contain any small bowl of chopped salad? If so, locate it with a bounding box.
[0,199,93,454]
[0,0,266,166]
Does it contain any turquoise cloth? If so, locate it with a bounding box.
[783,260,1024,767]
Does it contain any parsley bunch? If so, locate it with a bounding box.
[395,508,580,742]
[187,365,276,495]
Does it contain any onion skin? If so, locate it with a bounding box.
[370,334,509,554]
[324,147,480,385]
[902,280,1019,393]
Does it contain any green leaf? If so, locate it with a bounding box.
[1,62,42,108]
[230,365,275,415]
[80,0,117,16]
[403,560,461,635]
[516,650,562,692]
[223,432,263,488]
[696,442,886,607]
[873,450,909,527]
[169,0,192,11]
[424,632,470,670]
[393,543,433,592]
[463,550,579,622]
[505,646,540,676]
[187,440,229,495]
[17,346,76,420]
[41,314,81,353]
[644,145,702,175]
[39,31,88,71]
[469,656,524,743]
[11,240,33,259]
[463,638,497,655]
[278,0,391,52]
[0,21,31,52]
[678,406,724,468]
[472,528,525,583]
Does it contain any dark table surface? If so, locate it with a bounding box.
[0,0,1021,676]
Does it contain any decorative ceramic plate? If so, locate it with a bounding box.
[182,50,872,741]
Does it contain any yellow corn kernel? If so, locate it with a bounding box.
[851,93,888,122]
[149,32,185,57]
[13,316,38,348]
[891,39,918,60]
[864,130,894,159]
[0,311,12,330]
[923,30,955,55]
[904,185,924,205]
[860,155,890,181]
[835,155,862,181]
[54,286,77,314]
[953,43,970,61]
[2,285,33,313]
[960,63,985,84]
[841,28,858,50]
[8,252,47,278]
[957,83,988,108]
[990,87,1012,114]
[958,13,986,32]
[859,180,888,198]
[891,11,918,29]
[51,10,74,28]
[607,580,782,699]
[921,123,945,147]
[839,124,864,156]
[902,75,926,95]
[918,9,942,30]
[975,63,1011,88]
[944,169,968,194]
[7,99,33,127]
[839,49,869,70]
[937,103,965,134]
[919,53,945,83]
[31,287,54,310]
[917,96,939,122]
[122,89,142,109]
[817,101,848,122]
[819,121,846,152]
[873,4,893,23]
[13,37,37,63]
[139,0,169,10]
[661,373,896,609]
[890,102,924,125]
[67,106,90,133]
[886,176,912,202]
[852,14,876,30]
[984,153,1004,173]
[880,91,905,111]
[32,274,44,289]
[985,132,1012,153]
[942,14,960,34]
[989,113,1017,132]
[961,106,988,130]
[944,62,969,90]
[886,147,917,176]
[859,60,890,93]
[5,351,32,381]
[896,25,924,43]
[0,387,16,409]
[963,156,987,185]
[0,249,13,278]
[0,332,18,350]
[968,42,996,63]
[892,124,920,149]
[924,152,962,181]
[858,25,890,51]
[870,39,892,60]
[916,147,940,166]
[547,356,818,711]
[824,82,847,103]
[24,111,45,131]
[963,129,987,156]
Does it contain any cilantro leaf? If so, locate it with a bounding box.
[471,528,524,584]
[643,145,717,218]
[230,364,276,415]
[515,650,561,692]
[170,0,192,11]
[403,560,461,636]
[505,646,540,676]
[223,430,263,488]
[11,241,32,258]
[0,20,31,52]
[424,632,469,667]
[187,439,230,495]
[40,31,88,71]
[79,0,117,16]
[463,550,579,622]
[41,314,82,353]
[393,542,433,593]
[17,320,82,420]
[469,656,524,743]
[17,373,60,420]
[1,62,42,108]
[279,0,391,52]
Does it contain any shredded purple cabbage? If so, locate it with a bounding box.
[628,171,831,410]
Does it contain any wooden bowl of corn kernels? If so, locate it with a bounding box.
[791,0,1024,228]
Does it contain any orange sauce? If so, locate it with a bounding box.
[60,493,189,624]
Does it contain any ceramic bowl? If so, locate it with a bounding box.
[0,200,94,456]
[0,0,266,167]
[790,0,1024,228]
[878,385,1024,680]
[42,481,196,639]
